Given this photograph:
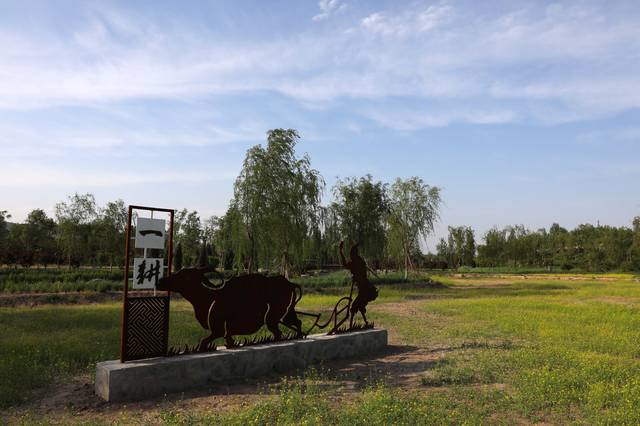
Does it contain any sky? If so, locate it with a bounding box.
[1,0,639,251]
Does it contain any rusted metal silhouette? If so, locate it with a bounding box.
[339,241,378,327]
[296,294,353,335]
[157,240,381,355]
[157,267,303,350]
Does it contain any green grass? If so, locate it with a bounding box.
[0,293,379,408]
[371,278,640,424]
[454,266,640,277]
[0,268,123,293]
[4,275,640,423]
[0,268,423,294]
[154,380,492,425]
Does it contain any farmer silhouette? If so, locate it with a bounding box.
[339,241,378,327]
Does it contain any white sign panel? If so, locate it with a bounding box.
[135,218,166,249]
[133,258,164,289]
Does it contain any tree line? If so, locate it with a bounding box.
[0,129,441,278]
[434,220,640,272]
[2,128,637,274]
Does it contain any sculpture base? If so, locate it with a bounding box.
[95,328,387,402]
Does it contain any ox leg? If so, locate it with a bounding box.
[281,309,303,337]
[267,322,282,340]
[198,333,216,352]
[265,303,286,341]
[223,321,237,348]
[224,336,236,348]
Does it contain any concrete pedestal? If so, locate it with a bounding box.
[95,328,387,402]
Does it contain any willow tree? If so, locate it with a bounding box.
[331,175,388,266]
[0,211,9,263]
[55,193,98,266]
[233,129,323,276]
[386,177,441,279]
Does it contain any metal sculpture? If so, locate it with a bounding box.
[160,240,378,354]
[118,205,379,362]
[156,268,303,350]
[339,241,379,327]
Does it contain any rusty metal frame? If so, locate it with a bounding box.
[120,205,175,362]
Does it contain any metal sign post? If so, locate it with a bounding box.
[120,205,175,362]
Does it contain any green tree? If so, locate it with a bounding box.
[318,205,341,267]
[628,217,640,270]
[173,242,183,271]
[386,177,441,279]
[233,129,323,276]
[463,227,476,266]
[55,193,98,266]
[174,209,202,267]
[23,209,57,267]
[331,175,388,266]
[197,242,209,267]
[0,210,11,264]
[441,226,475,268]
[436,237,452,267]
[477,227,507,267]
[6,223,29,267]
[96,200,127,270]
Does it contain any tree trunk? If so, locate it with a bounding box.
[404,245,409,280]
[282,251,289,279]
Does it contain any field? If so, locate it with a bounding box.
[2,272,640,424]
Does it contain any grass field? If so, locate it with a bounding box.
[2,266,634,293]
[2,274,640,424]
[0,268,424,294]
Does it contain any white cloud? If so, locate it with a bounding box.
[364,107,516,130]
[0,118,265,158]
[312,0,347,21]
[360,3,453,37]
[0,164,213,188]
[0,1,638,128]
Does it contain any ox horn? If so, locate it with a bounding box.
[199,266,225,288]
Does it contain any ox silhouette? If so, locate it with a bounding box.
[157,267,303,349]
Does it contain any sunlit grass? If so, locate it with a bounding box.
[4,275,640,424]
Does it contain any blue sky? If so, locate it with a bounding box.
[1,0,639,250]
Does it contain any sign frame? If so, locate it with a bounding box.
[120,205,175,362]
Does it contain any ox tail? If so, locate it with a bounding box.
[292,282,303,306]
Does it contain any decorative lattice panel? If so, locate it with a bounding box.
[122,296,169,361]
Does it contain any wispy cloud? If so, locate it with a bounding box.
[312,0,347,21]
[0,1,638,127]
[364,107,516,130]
[0,164,214,188]
[360,2,453,37]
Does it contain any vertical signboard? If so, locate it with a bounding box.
[132,217,166,290]
[135,218,166,249]
[133,258,164,289]
[121,205,175,362]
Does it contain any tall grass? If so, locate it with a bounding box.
[0,269,427,294]
[0,268,123,293]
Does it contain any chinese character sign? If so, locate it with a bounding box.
[135,218,166,249]
[133,258,164,289]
